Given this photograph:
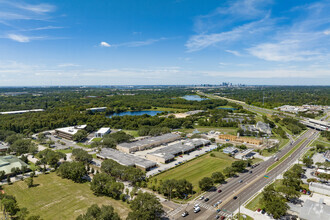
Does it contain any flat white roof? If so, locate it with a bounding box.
[96,127,111,134]
[55,125,86,135]
[0,109,45,115]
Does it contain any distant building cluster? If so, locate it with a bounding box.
[86,107,107,112]
[0,109,45,115]
[275,105,328,114]
[240,121,272,136]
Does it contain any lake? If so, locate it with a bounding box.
[108,110,163,118]
[182,95,208,101]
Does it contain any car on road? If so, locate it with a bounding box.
[218,200,222,204]
[213,203,218,207]
[181,211,188,217]
[204,198,209,202]
[216,209,221,213]
[194,204,199,209]
[220,216,225,220]
[218,189,222,193]
[215,215,220,219]
[200,196,204,200]
[249,170,253,173]
[238,180,243,183]
[194,207,201,213]
[233,196,237,200]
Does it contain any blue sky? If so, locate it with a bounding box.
[0,0,330,86]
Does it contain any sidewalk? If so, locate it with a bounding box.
[236,206,272,220]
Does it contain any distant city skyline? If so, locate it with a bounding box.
[0,0,330,86]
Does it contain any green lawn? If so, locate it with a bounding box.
[245,192,263,211]
[178,126,237,135]
[152,151,236,193]
[122,130,139,137]
[311,137,330,148]
[3,173,130,220]
[91,137,102,142]
[55,148,73,154]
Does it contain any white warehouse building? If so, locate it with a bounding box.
[95,127,111,138]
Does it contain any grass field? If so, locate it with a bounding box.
[122,129,139,137]
[55,148,73,154]
[152,151,236,193]
[3,173,130,220]
[178,126,237,135]
[311,137,330,148]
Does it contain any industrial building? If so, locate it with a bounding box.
[240,121,272,136]
[55,125,87,140]
[222,146,239,155]
[95,127,111,138]
[288,199,330,220]
[0,142,9,152]
[219,134,263,145]
[235,149,255,160]
[0,156,29,175]
[0,109,45,115]
[146,139,211,163]
[117,133,181,153]
[86,107,107,112]
[97,148,156,171]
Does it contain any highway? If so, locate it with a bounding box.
[172,129,318,220]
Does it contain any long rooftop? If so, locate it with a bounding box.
[97,148,156,169]
[118,133,181,149]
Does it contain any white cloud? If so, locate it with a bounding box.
[113,37,167,47]
[7,34,30,42]
[324,30,330,35]
[186,16,271,52]
[10,2,55,14]
[247,40,322,62]
[225,50,242,56]
[57,63,80,68]
[100,41,111,47]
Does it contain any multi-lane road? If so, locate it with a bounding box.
[172,129,319,220]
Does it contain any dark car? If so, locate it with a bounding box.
[204,198,209,202]
[217,209,221,213]
[249,170,253,173]
[233,196,237,200]
[218,189,222,193]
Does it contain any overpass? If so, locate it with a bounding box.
[301,119,330,131]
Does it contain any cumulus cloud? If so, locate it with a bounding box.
[100,41,111,47]
[324,30,330,35]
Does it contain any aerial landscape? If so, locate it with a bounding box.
[0,0,329,220]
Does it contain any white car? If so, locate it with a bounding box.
[194,204,200,209]
[194,207,201,213]
[200,196,204,200]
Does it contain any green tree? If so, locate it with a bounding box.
[76,204,120,220]
[223,166,236,177]
[25,177,34,188]
[211,171,225,184]
[198,177,214,191]
[303,157,313,168]
[127,192,164,220]
[72,130,88,142]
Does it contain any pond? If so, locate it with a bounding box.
[217,107,238,110]
[108,110,163,118]
[181,95,208,101]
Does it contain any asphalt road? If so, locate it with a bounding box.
[173,129,318,220]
